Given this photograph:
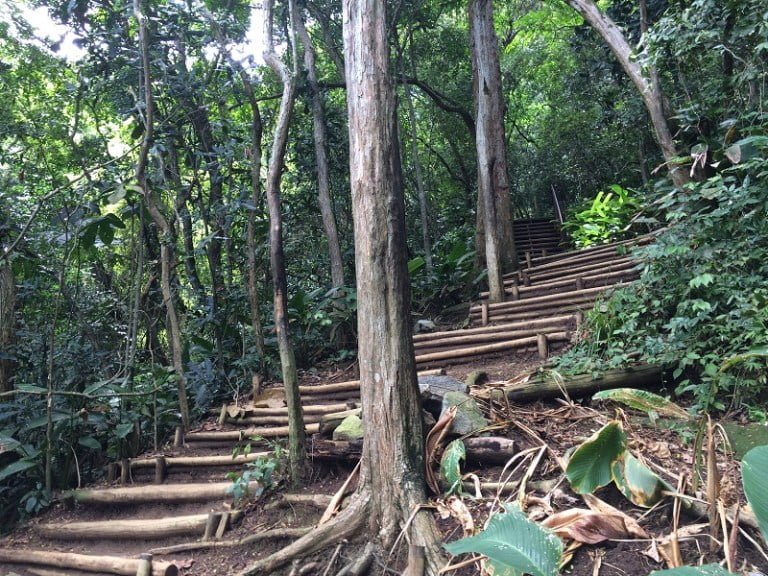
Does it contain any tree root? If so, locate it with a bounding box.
[149,526,312,555]
[236,495,369,576]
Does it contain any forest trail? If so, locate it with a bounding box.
[0,226,650,576]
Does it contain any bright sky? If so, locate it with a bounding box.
[6,1,265,66]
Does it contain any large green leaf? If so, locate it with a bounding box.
[592,389,691,421]
[440,439,465,495]
[742,445,768,542]
[444,504,562,576]
[651,565,737,576]
[611,452,667,508]
[0,459,38,482]
[566,421,627,494]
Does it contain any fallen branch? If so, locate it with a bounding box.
[150,526,313,555]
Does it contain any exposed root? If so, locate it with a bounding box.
[149,526,312,555]
[336,542,375,576]
[236,495,369,576]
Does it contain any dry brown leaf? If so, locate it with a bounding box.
[582,493,650,539]
[447,496,475,536]
[542,508,638,544]
[226,405,244,419]
[425,405,457,494]
[643,539,663,563]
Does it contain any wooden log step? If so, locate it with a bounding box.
[123,452,270,473]
[509,233,652,273]
[473,303,595,326]
[299,392,359,404]
[415,332,570,365]
[0,549,178,576]
[520,245,637,277]
[63,481,258,505]
[414,326,569,353]
[413,315,575,342]
[524,257,635,285]
[470,285,608,315]
[226,413,325,426]
[34,511,241,540]
[230,401,358,418]
[296,369,443,395]
[184,423,321,443]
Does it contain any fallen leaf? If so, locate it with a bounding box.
[582,493,650,539]
[425,405,457,494]
[542,508,639,544]
[447,495,475,536]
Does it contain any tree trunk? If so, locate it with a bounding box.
[342,0,444,570]
[238,67,267,386]
[0,261,15,392]
[263,0,306,483]
[469,0,517,303]
[564,0,690,188]
[134,0,190,430]
[296,11,346,289]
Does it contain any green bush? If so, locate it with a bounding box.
[562,185,642,248]
[558,139,768,412]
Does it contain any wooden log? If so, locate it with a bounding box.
[296,369,443,395]
[471,285,609,314]
[35,514,214,540]
[463,437,516,465]
[173,427,183,448]
[203,512,221,541]
[63,481,259,505]
[481,302,489,326]
[525,256,633,285]
[414,325,568,352]
[154,457,166,484]
[318,408,362,436]
[242,402,358,417]
[0,549,178,576]
[496,364,663,402]
[227,413,324,426]
[470,305,592,327]
[415,332,569,364]
[414,315,574,342]
[136,554,152,576]
[299,392,360,404]
[537,334,549,359]
[184,423,320,443]
[124,452,270,473]
[309,438,363,460]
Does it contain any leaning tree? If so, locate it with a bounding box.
[236,0,444,573]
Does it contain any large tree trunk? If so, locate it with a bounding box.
[134,0,190,430]
[469,0,517,303]
[564,0,690,188]
[296,11,346,289]
[343,0,444,569]
[263,0,306,483]
[0,261,15,392]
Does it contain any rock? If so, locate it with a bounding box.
[422,409,436,431]
[414,319,436,333]
[440,391,489,435]
[418,375,468,416]
[465,370,489,387]
[333,414,364,441]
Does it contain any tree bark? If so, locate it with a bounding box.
[564,0,690,188]
[342,0,444,571]
[238,65,267,386]
[134,0,189,430]
[296,10,346,289]
[469,0,517,303]
[0,260,15,392]
[263,0,306,483]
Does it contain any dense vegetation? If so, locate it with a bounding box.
[0,0,766,528]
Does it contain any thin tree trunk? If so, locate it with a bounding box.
[296,11,346,289]
[263,0,306,483]
[134,0,190,430]
[0,262,15,392]
[342,0,444,571]
[564,0,689,188]
[469,0,517,303]
[239,71,267,385]
[404,83,433,272]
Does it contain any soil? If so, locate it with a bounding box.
[1,353,766,576]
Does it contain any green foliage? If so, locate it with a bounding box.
[226,440,286,503]
[742,445,768,542]
[651,566,736,576]
[562,185,642,248]
[592,389,692,423]
[566,421,627,494]
[566,421,668,508]
[440,439,466,495]
[444,504,563,576]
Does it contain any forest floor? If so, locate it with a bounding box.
[1,352,767,576]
